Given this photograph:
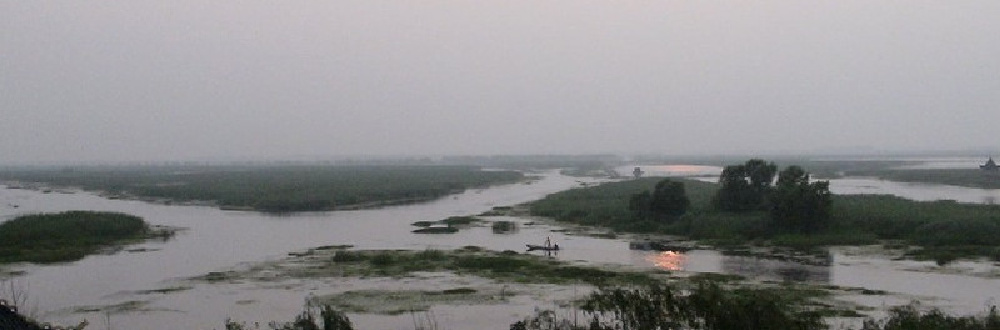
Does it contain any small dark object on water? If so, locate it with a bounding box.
[412,225,458,234]
[526,244,559,251]
[527,236,559,253]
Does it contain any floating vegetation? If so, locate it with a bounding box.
[133,286,193,295]
[412,216,479,227]
[411,216,480,233]
[480,205,518,216]
[412,226,459,234]
[196,271,240,283]
[491,220,519,234]
[71,300,155,314]
[190,248,659,286]
[316,288,500,315]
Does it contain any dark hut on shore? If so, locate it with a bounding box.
[981,157,999,171]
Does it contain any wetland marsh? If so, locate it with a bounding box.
[0,160,999,329]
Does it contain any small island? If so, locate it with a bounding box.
[0,211,169,264]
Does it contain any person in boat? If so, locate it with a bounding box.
[526,237,560,251]
[526,244,559,251]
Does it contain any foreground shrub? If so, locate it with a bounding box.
[861,304,1000,330]
[574,281,824,330]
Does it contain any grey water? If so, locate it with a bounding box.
[1,164,999,329]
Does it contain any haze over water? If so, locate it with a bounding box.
[3,2,1000,163]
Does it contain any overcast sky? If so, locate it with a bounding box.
[3,1,999,163]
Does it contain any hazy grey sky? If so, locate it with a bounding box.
[3,1,999,162]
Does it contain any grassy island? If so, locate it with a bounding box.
[531,171,1000,262]
[0,165,524,212]
[852,169,1000,190]
[0,211,158,264]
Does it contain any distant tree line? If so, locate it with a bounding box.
[0,166,524,213]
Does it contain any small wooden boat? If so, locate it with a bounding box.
[526,244,559,251]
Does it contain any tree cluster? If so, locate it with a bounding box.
[770,166,832,234]
[714,159,777,212]
[714,160,832,234]
[629,179,690,222]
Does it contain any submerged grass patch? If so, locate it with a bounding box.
[193,247,659,286]
[315,288,502,315]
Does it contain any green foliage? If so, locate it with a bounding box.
[491,220,519,234]
[831,196,1000,244]
[224,304,354,330]
[0,165,523,212]
[530,163,1000,258]
[0,211,150,264]
[629,179,691,222]
[912,219,1000,246]
[714,159,777,212]
[628,190,652,220]
[532,177,716,233]
[579,281,824,330]
[649,179,690,219]
[770,166,832,234]
[284,248,655,286]
[861,305,1000,330]
[369,252,395,267]
[449,254,644,285]
[441,216,477,226]
[854,168,1000,190]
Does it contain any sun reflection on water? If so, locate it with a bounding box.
[645,251,688,271]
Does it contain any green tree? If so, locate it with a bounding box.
[770,166,831,234]
[629,190,652,220]
[746,159,778,196]
[650,179,690,219]
[714,159,777,212]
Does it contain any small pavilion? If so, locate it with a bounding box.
[981,157,999,171]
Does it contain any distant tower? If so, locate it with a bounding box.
[633,166,644,179]
[981,157,999,172]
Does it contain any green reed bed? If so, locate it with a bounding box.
[0,211,157,264]
[530,177,1000,260]
[0,165,524,212]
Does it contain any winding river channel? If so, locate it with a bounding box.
[2,165,1000,329]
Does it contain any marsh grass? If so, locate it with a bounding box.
[0,165,524,212]
[317,288,497,315]
[0,211,157,264]
[530,178,1000,259]
[861,304,1000,330]
[854,169,1000,190]
[410,216,478,233]
[491,220,519,234]
[201,248,658,286]
[576,281,828,330]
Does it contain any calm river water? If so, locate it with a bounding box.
[1,166,999,329]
